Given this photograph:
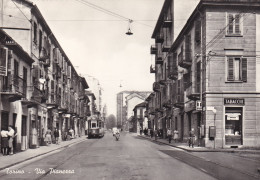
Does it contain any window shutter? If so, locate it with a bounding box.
[227,57,234,81]
[235,14,240,34]
[51,80,54,89]
[228,14,234,34]
[0,48,8,76]
[242,58,247,82]
[195,20,201,43]
[185,35,191,62]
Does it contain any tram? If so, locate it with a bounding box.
[87,118,104,138]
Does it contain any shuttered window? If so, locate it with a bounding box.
[227,13,241,35]
[195,20,201,43]
[227,57,247,82]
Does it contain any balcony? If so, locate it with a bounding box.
[31,83,48,104]
[41,58,50,68]
[163,16,173,28]
[153,82,160,92]
[21,98,38,108]
[173,94,184,109]
[178,51,192,68]
[155,54,163,64]
[150,45,157,54]
[186,83,200,101]
[162,42,171,52]
[46,98,58,109]
[1,75,26,102]
[149,107,156,115]
[155,108,164,113]
[163,99,173,109]
[150,65,156,73]
[155,34,164,44]
[144,111,148,117]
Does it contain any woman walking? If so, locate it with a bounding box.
[44,129,52,145]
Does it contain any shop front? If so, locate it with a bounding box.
[224,98,244,146]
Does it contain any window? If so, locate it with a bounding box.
[33,22,37,43]
[39,30,42,53]
[227,57,247,82]
[227,13,242,35]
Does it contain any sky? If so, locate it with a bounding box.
[29,0,200,115]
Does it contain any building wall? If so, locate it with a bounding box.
[126,96,145,120]
[1,0,32,53]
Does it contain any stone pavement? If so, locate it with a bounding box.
[0,136,87,171]
[138,134,260,178]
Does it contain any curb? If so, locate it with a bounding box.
[138,135,260,153]
[0,138,87,171]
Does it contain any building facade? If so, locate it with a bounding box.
[0,0,92,153]
[149,0,260,148]
[117,91,151,130]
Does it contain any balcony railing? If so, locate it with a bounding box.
[178,51,192,68]
[153,82,160,92]
[150,45,157,54]
[186,83,200,100]
[163,15,173,28]
[155,34,164,44]
[149,107,156,115]
[162,41,171,52]
[156,53,163,64]
[150,65,156,73]
[1,75,27,101]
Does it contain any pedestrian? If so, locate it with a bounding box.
[167,128,172,143]
[150,129,153,138]
[67,129,71,140]
[69,128,74,139]
[173,129,179,143]
[154,129,158,140]
[32,127,38,147]
[7,126,16,155]
[44,128,52,145]
[54,128,59,145]
[189,128,195,148]
[140,127,143,135]
[1,129,9,155]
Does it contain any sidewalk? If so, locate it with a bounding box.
[0,136,87,171]
[138,134,260,153]
[138,134,260,178]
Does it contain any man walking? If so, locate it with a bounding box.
[167,128,172,143]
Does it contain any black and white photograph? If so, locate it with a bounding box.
[0,0,260,179]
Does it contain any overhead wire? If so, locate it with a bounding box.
[11,0,31,23]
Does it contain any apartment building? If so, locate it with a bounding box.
[117,91,151,130]
[131,102,147,133]
[0,0,91,151]
[149,0,260,148]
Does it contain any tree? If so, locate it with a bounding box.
[106,114,116,129]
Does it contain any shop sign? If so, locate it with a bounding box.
[224,98,244,105]
[196,101,202,111]
[226,113,240,120]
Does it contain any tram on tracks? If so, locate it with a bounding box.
[87,118,104,138]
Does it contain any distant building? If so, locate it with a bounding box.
[116,91,151,130]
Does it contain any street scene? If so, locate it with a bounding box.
[0,0,260,179]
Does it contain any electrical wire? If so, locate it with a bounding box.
[11,0,31,23]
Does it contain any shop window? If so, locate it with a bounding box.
[227,57,247,82]
[225,107,242,145]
